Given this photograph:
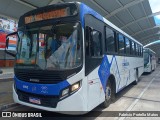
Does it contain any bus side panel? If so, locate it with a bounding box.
[87,67,104,111]
[109,55,125,92]
[124,57,144,86]
[110,56,144,93]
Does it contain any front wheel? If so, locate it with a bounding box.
[101,80,113,108]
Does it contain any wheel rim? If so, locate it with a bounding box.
[106,86,111,101]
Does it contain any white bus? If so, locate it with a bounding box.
[5,2,144,114]
[143,48,156,73]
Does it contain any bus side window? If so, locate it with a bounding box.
[125,38,130,55]
[105,27,116,53]
[134,43,137,56]
[118,34,125,54]
[136,44,139,57]
[85,27,102,57]
[85,26,92,56]
[131,41,135,56]
[91,30,102,57]
[138,45,141,57]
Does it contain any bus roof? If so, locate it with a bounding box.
[144,48,156,54]
[78,2,143,46]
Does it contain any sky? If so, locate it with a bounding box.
[148,0,160,25]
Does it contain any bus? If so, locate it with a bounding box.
[5,2,144,114]
[143,48,156,73]
[158,58,160,64]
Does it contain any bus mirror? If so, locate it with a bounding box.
[6,37,9,49]
[5,32,17,57]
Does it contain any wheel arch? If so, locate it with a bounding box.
[107,74,116,94]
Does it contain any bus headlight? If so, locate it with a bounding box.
[61,81,81,99]
[71,82,80,92]
[62,88,69,97]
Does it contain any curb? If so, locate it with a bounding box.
[0,103,19,111]
[0,73,14,82]
[0,78,13,82]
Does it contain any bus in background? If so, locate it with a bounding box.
[158,58,160,64]
[143,48,156,73]
[5,2,144,114]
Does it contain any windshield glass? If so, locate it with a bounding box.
[144,52,149,65]
[16,22,82,70]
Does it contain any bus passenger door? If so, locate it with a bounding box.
[85,26,103,110]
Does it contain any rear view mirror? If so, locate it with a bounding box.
[5,32,17,57]
[6,37,9,49]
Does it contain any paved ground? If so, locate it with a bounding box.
[0,67,14,80]
[0,67,14,106]
[0,66,160,120]
[0,80,13,106]
[0,67,13,74]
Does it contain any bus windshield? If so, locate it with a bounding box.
[16,22,82,70]
[144,52,149,66]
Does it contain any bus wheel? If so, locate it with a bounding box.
[101,80,112,108]
[133,69,138,85]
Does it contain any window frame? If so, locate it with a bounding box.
[125,37,131,56]
[105,26,117,54]
[117,33,125,55]
[91,29,103,57]
[85,26,103,58]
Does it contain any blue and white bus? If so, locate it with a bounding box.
[143,48,156,73]
[6,2,144,114]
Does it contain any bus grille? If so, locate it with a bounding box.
[15,71,64,84]
[17,89,59,108]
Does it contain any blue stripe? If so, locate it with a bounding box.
[80,3,103,28]
[14,76,70,95]
[98,55,122,93]
[98,55,110,92]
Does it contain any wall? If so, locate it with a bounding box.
[0,16,17,67]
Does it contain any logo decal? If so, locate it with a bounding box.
[41,86,48,93]
[23,85,28,89]
[32,86,37,92]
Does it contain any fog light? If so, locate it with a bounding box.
[71,82,80,92]
[62,88,69,97]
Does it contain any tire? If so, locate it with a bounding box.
[133,69,138,85]
[101,80,115,108]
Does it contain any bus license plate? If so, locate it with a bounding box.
[29,97,41,104]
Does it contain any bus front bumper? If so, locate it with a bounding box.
[13,84,87,114]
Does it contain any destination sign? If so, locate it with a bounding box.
[25,8,69,24]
